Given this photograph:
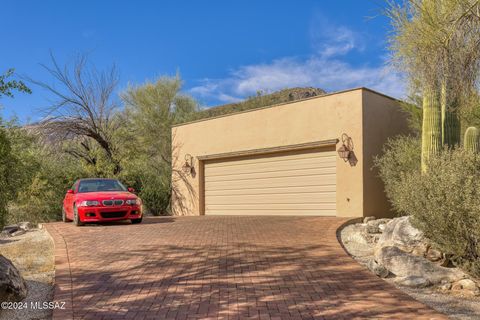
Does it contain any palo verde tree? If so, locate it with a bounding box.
[387,0,480,171]
[119,75,198,215]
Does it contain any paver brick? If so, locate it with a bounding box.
[45,216,448,319]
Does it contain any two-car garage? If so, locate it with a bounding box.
[172,88,409,218]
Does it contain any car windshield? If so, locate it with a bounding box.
[77,179,127,193]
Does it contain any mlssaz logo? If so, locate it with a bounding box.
[30,301,66,310]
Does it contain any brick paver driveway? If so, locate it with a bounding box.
[45,216,447,320]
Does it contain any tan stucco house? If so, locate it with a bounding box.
[171,87,408,218]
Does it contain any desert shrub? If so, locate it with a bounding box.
[377,144,480,277]
[194,87,325,120]
[5,126,86,225]
[138,171,171,216]
[374,135,421,214]
[119,162,171,216]
[0,127,18,227]
[404,149,480,277]
[9,152,85,225]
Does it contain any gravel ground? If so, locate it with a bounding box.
[339,224,480,320]
[0,228,55,320]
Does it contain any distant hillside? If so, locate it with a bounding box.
[194,87,326,121]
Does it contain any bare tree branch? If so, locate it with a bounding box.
[28,53,122,175]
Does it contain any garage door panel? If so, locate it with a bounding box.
[205,185,336,196]
[205,156,336,176]
[206,152,335,169]
[205,174,336,190]
[206,192,336,205]
[205,209,336,216]
[204,149,336,216]
[206,203,336,211]
[205,167,336,183]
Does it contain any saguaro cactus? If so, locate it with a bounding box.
[421,85,442,173]
[464,127,480,153]
[441,81,461,148]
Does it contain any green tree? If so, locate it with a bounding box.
[386,0,480,170]
[0,68,31,227]
[5,123,87,225]
[119,76,197,215]
[0,69,31,98]
[0,127,18,227]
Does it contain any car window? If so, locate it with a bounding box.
[78,179,127,193]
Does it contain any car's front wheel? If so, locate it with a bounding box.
[131,217,142,224]
[73,205,84,226]
[62,207,71,223]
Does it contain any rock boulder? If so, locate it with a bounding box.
[18,222,33,231]
[366,218,392,234]
[363,216,376,223]
[375,246,465,285]
[0,255,27,302]
[452,279,479,296]
[1,225,20,238]
[366,259,389,278]
[377,216,424,250]
[425,246,443,262]
[394,276,431,288]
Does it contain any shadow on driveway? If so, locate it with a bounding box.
[46,216,448,320]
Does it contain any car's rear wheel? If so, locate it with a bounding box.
[131,217,142,224]
[73,205,84,226]
[62,207,71,222]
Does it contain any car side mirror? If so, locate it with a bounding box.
[128,187,135,193]
[67,189,74,194]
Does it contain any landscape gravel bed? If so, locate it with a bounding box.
[0,228,55,320]
[339,219,480,320]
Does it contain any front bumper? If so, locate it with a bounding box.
[77,205,142,222]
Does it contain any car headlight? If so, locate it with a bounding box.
[78,200,100,207]
[126,199,139,205]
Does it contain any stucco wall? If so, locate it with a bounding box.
[171,88,407,217]
[361,90,410,218]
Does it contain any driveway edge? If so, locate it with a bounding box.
[44,223,74,320]
[335,217,363,257]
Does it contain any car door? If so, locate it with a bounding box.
[64,181,78,218]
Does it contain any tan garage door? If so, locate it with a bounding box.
[204,148,336,216]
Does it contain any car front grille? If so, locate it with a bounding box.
[100,211,127,219]
[102,200,124,206]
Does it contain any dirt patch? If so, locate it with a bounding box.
[0,228,55,320]
[340,223,480,320]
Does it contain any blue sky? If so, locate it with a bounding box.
[1,0,404,123]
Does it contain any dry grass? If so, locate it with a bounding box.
[0,229,54,279]
[0,229,55,320]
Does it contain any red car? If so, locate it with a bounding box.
[62,178,143,226]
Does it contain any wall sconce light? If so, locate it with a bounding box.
[338,133,353,162]
[182,154,195,175]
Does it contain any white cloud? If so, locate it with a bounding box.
[190,22,405,104]
[309,15,364,58]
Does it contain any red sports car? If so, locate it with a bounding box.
[62,178,143,226]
